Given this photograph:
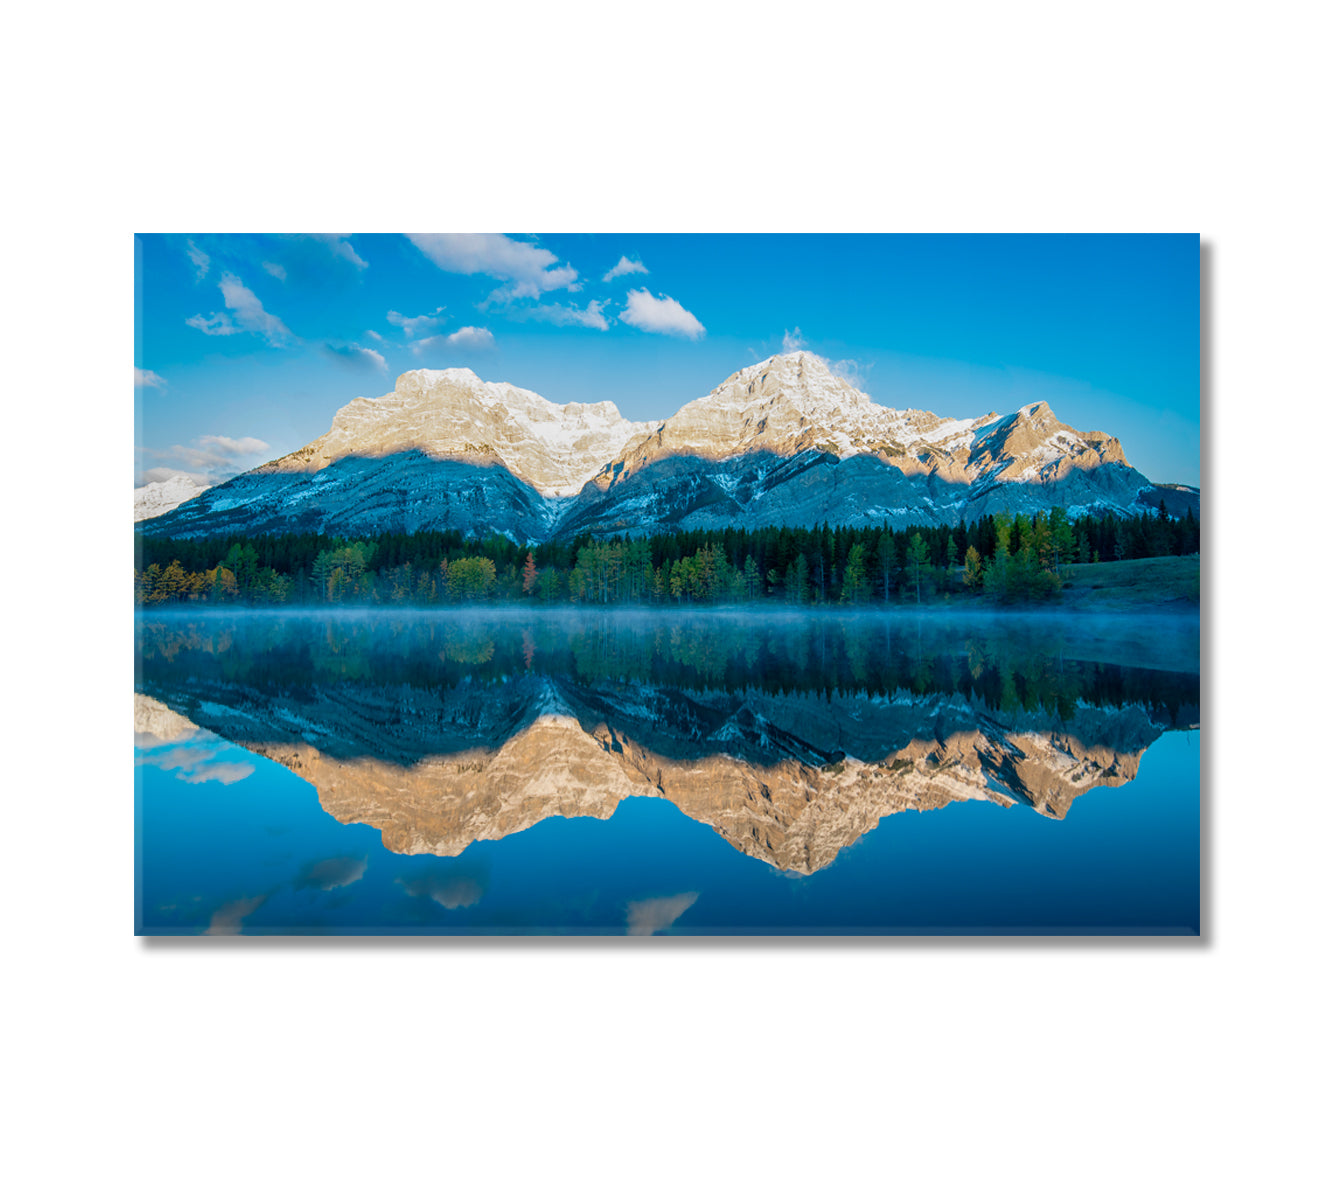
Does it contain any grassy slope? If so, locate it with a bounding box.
[1056,554,1200,609]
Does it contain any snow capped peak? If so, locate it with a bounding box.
[397,367,481,388]
[564,398,623,421]
[607,351,1133,483]
[754,349,830,371]
[1015,400,1056,422]
[718,350,845,395]
[624,351,895,469]
[135,473,209,522]
[273,366,654,497]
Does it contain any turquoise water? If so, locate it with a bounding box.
[135,610,1200,935]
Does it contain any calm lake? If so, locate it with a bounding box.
[134,608,1200,935]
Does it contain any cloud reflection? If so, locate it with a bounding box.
[150,744,254,785]
[626,892,699,936]
[135,695,254,785]
[399,867,486,910]
[204,893,269,935]
[293,856,367,891]
[186,761,255,785]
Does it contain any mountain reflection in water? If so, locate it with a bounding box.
[135,610,1199,875]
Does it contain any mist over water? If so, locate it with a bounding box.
[135,608,1200,934]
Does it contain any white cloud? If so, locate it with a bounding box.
[261,261,287,281]
[135,367,166,389]
[304,233,368,270]
[185,311,238,336]
[485,281,541,305]
[323,342,388,373]
[447,326,495,349]
[364,329,384,342]
[827,357,871,390]
[619,289,706,339]
[387,307,446,338]
[141,433,272,483]
[197,434,271,457]
[409,328,495,354]
[141,466,211,487]
[782,327,806,353]
[187,273,293,346]
[169,445,234,473]
[218,274,292,343]
[186,239,210,282]
[521,299,609,330]
[626,892,699,935]
[603,255,649,282]
[407,233,578,296]
[409,335,447,356]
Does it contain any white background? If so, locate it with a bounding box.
[6,3,1330,1197]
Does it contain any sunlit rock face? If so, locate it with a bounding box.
[596,353,1127,483]
[259,369,655,498]
[138,353,1179,542]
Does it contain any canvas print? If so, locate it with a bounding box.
[134,233,1201,935]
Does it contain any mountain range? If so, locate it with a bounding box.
[137,351,1199,542]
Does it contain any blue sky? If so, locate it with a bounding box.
[135,233,1200,488]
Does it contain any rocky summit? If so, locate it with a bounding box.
[138,352,1194,541]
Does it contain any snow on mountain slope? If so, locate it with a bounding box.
[555,352,1148,537]
[589,352,1128,490]
[601,352,962,474]
[260,368,656,498]
[134,474,209,523]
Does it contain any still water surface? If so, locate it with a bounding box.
[135,609,1200,934]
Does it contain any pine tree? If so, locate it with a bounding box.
[742,555,761,602]
[876,531,896,600]
[984,538,1011,602]
[1049,507,1075,568]
[905,533,929,604]
[841,543,871,604]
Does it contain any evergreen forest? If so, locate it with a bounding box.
[134,504,1200,609]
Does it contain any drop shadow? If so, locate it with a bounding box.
[139,931,1200,950]
[1198,238,1213,945]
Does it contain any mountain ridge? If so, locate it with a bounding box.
[138,352,1194,540]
